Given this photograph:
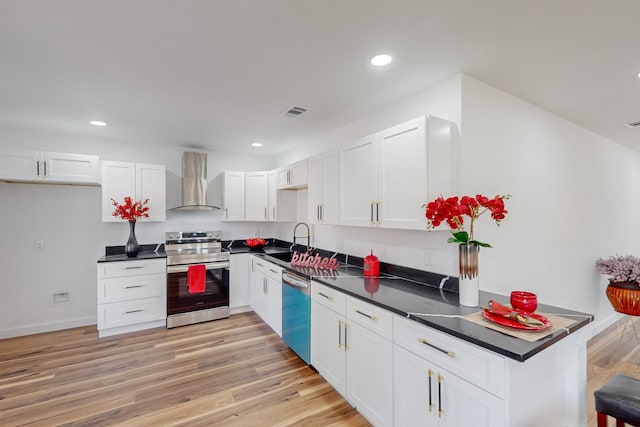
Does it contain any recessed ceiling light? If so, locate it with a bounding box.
[251,142,263,147]
[89,120,107,127]
[370,54,393,67]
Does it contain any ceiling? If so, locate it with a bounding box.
[2,0,639,157]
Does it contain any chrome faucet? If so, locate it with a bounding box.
[291,222,311,252]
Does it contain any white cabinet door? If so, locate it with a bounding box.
[249,259,268,320]
[266,274,282,336]
[223,171,245,221]
[102,161,165,222]
[269,169,296,221]
[394,344,435,427]
[394,345,504,427]
[339,134,377,226]
[308,155,323,224]
[44,151,100,184]
[427,116,456,202]
[311,300,347,396]
[229,253,250,310]
[136,163,166,222]
[309,150,340,225]
[277,159,308,189]
[102,161,136,222]
[377,117,428,229]
[245,171,269,221]
[346,321,394,427]
[0,148,39,181]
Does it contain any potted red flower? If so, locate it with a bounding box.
[423,194,510,306]
[111,197,150,257]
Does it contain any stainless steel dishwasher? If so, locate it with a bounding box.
[282,269,311,364]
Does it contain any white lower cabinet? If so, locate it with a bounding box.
[249,256,282,336]
[394,345,504,427]
[310,281,393,427]
[97,258,167,337]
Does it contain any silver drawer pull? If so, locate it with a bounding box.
[124,266,144,270]
[269,269,278,274]
[418,338,456,358]
[354,309,377,321]
[125,285,144,289]
[317,292,333,301]
[124,309,143,314]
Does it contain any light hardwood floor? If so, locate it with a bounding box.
[0,312,370,426]
[0,312,637,426]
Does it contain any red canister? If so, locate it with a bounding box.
[363,250,380,276]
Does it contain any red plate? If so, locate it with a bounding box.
[482,308,552,331]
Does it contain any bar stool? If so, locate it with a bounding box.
[594,373,640,427]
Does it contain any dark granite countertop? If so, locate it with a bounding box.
[251,249,593,362]
[97,244,166,263]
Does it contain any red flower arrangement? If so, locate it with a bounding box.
[111,196,150,222]
[423,194,510,247]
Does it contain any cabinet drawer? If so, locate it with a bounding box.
[252,257,282,281]
[97,259,166,279]
[347,296,393,341]
[311,281,346,315]
[98,297,166,330]
[98,273,166,304]
[393,314,506,398]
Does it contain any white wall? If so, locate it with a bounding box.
[0,125,279,338]
[459,74,640,332]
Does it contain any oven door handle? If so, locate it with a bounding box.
[167,262,230,273]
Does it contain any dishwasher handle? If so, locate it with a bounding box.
[282,270,310,294]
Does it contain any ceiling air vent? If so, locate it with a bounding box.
[282,105,309,118]
[624,121,640,128]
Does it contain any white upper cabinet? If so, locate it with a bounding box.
[339,116,456,230]
[0,148,99,185]
[277,159,308,189]
[245,171,269,221]
[268,169,296,221]
[339,134,377,227]
[221,171,245,221]
[101,161,166,222]
[308,150,339,224]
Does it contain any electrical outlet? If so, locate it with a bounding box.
[424,250,435,266]
[34,240,45,251]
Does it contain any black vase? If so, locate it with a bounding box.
[125,220,139,258]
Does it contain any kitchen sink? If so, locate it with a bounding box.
[267,251,294,262]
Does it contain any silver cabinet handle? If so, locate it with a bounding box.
[273,206,276,219]
[376,201,380,223]
[370,201,374,222]
[418,338,456,358]
[269,269,278,274]
[125,309,142,314]
[264,207,267,219]
[317,204,321,221]
[43,161,47,176]
[36,160,40,176]
[124,266,144,270]
[125,285,144,289]
[338,320,343,348]
[317,292,333,301]
[354,309,377,321]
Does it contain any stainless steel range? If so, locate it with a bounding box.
[165,231,230,328]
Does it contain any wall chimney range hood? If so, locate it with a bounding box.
[172,151,220,211]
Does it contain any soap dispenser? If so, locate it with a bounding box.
[363,250,380,276]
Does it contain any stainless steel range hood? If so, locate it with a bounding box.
[172,151,220,211]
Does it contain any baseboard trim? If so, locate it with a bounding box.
[0,316,97,340]
[590,312,624,339]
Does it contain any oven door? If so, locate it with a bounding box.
[166,262,229,316]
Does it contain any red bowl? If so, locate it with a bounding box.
[510,291,538,313]
[244,239,266,250]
